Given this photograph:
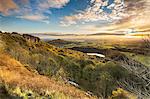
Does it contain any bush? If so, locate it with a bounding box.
[109,88,136,99]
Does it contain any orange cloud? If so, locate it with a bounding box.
[0,0,18,15]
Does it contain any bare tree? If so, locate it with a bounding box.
[111,54,150,98]
[143,34,150,48]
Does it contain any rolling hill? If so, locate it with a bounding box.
[0,31,148,98]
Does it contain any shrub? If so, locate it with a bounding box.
[109,88,136,99]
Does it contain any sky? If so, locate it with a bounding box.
[0,0,150,34]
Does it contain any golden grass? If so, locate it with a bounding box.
[0,54,95,99]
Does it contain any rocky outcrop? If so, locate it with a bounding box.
[23,34,40,43]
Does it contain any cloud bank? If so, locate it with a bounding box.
[0,0,149,34]
[0,0,70,22]
[60,0,125,26]
[60,0,150,34]
[107,0,150,33]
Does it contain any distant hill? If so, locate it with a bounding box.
[31,33,79,36]
[47,39,80,47]
[126,33,150,36]
[88,33,124,36]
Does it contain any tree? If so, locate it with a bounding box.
[143,34,150,48]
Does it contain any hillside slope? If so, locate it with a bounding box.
[0,32,143,98]
[0,54,94,98]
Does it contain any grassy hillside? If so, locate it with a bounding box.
[0,32,145,98]
[0,54,94,98]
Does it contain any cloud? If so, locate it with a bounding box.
[39,0,70,9]
[0,0,70,22]
[60,0,150,35]
[17,14,49,21]
[60,0,125,26]
[0,0,18,15]
[110,0,150,33]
